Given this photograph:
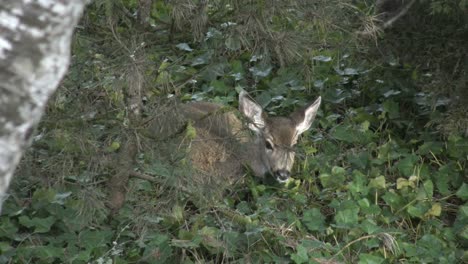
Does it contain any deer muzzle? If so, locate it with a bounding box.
[274,169,290,183]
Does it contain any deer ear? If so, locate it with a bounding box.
[239,91,266,133]
[292,96,321,136]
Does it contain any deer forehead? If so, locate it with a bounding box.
[265,117,297,146]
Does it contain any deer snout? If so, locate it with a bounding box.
[274,170,290,183]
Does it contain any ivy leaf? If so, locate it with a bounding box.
[32,189,56,210]
[417,141,444,155]
[358,253,385,264]
[199,226,223,254]
[302,208,325,231]
[79,230,113,250]
[425,203,442,217]
[382,100,400,119]
[225,36,241,51]
[416,180,434,200]
[455,183,468,200]
[382,191,404,210]
[34,245,64,260]
[407,202,430,219]
[369,176,386,189]
[0,218,19,238]
[249,65,272,78]
[223,231,245,257]
[209,80,228,93]
[143,234,173,263]
[175,43,193,51]
[0,241,12,252]
[191,51,213,66]
[52,191,72,205]
[312,55,332,62]
[106,141,120,152]
[348,170,369,196]
[332,125,355,143]
[361,219,380,234]
[290,244,308,264]
[397,155,418,177]
[320,166,346,189]
[434,165,453,195]
[397,178,413,189]
[334,202,359,227]
[19,216,55,233]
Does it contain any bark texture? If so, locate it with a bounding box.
[138,0,152,27]
[0,0,86,213]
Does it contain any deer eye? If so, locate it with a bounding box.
[265,140,274,150]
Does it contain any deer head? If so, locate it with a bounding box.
[239,91,321,183]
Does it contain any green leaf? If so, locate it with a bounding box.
[249,65,272,78]
[332,166,346,176]
[312,55,332,62]
[143,234,173,263]
[175,43,193,51]
[454,205,468,237]
[334,202,359,227]
[382,100,400,119]
[0,241,12,252]
[397,155,418,177]
[291,244,308,264]
[456,183,468,200]
[358,198,370,209]
[171,239,200,249]
[417,141,444,155]
[107,141,120,152]
[369,176,386,189]
[382,191,404,209]
[348,152,370,169]
[52,191,72,205]
[320,166,346,188]
[0,218,18,238]
[433,164,454,195]
[34,245,64,261]
[348,170,369,197]
[256,91,272,107]
[302,208,325,231]
[401,242,418,257]
[459,225,468,240]
[79,230,113,250]
[397,177,413,189]
[210,79,228,94]
[32,189,56,209]
[19,216,55,233]
[199,226,223,254]
[416,180,434,200]
[332,125,355,143]
[360,219,380,234]
[225,36,241,51]
[191,51,213,66]
[426,203,442,217]
[358,253,385,264]
[223,231,245,257]
[407,202,430,218]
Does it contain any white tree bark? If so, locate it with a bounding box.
[0,0,86,213]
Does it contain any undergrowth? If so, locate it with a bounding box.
[1,0,467,263]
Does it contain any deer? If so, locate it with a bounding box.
[172,90,322,184]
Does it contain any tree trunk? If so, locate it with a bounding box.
[138,0,152,28]
[0,0,86,213]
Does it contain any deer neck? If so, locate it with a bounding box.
[241,134,271,177]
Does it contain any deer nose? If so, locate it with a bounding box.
[275,170,290,183]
